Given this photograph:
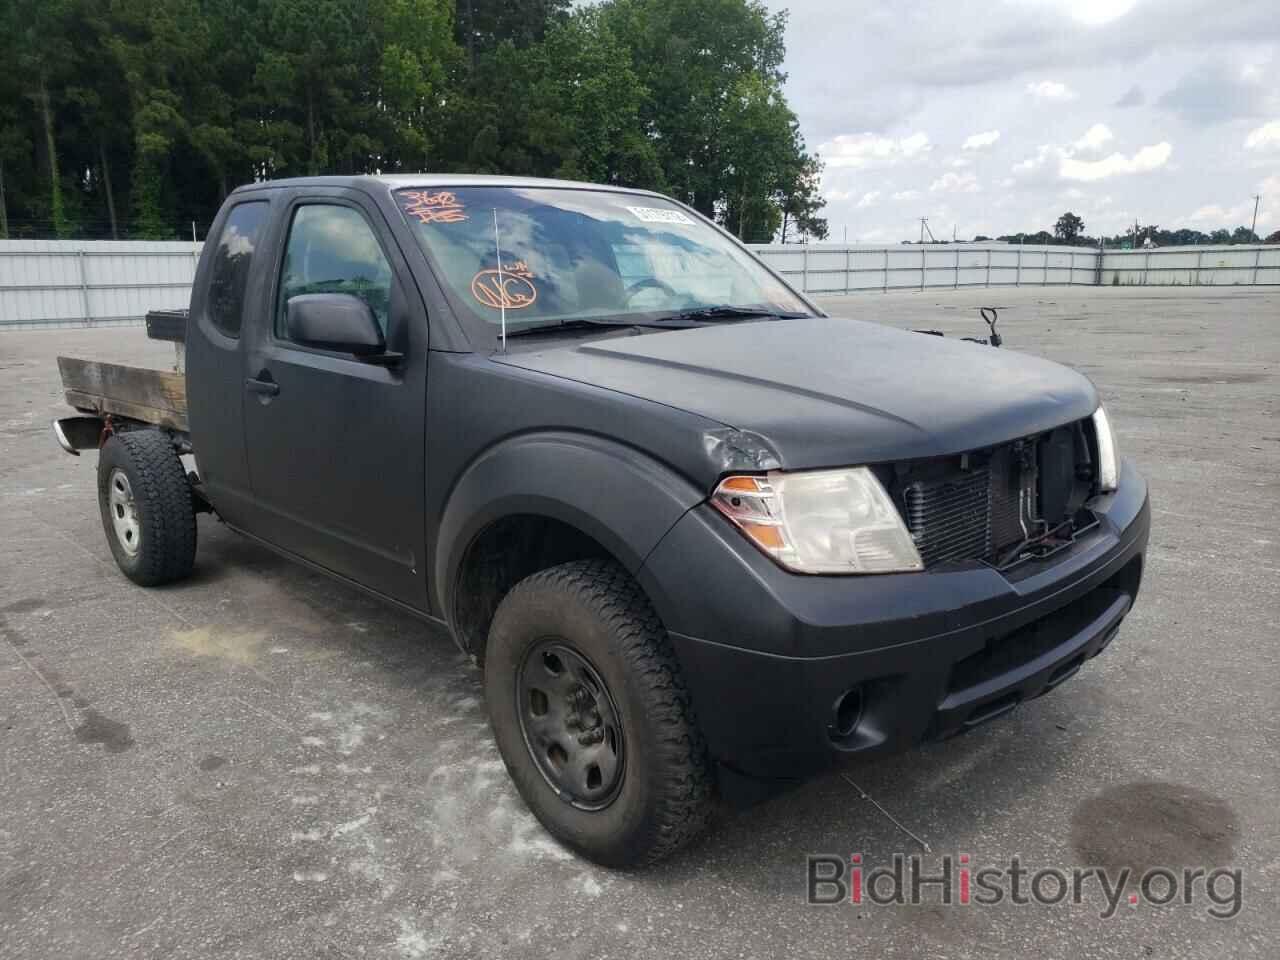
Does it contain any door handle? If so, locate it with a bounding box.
[245,375,279,397]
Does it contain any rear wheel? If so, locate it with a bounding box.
[97,431,196,586]
[484,559,712,867]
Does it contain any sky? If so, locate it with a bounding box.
[762,0,1280,243]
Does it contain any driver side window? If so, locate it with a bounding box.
[276,204,393,339]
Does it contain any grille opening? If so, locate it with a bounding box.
[893,420,1096,570]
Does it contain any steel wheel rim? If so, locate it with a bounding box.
[516,639,625,811]
[108,468,141,557]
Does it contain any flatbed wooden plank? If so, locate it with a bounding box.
[57,357,188,432]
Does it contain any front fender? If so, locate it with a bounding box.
[433,430,705,625]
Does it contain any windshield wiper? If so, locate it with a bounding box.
[502,306,808,340]
[655,305,810,324]
[503,317,683,339]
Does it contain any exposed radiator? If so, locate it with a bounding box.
[901,440,1046,568]
[902,469,992,567]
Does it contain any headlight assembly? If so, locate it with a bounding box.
[710,467,923,574]
[1092,404,1119,493]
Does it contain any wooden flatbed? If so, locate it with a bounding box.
[57,356,189,433]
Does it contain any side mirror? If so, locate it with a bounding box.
[286,293,385,356]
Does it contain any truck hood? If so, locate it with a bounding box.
[495,316,1099,469]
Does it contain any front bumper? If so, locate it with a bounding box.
[637,458,1149,794]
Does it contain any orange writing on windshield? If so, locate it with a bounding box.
[471,262,537,310]
[399,190,468,224]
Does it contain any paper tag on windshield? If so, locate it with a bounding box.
[626,206,694,226]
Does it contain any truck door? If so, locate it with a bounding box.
[240,190,429,610]
[185,198,272,528]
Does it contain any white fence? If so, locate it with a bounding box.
[1101,245,1280,287]
[1,238,1277,329]
[752,243,1098,293]
[752,243,1280,296]
[0,239,201,329]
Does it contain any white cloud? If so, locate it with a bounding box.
[1073,123,1115,153]
[1013,144,1057,173]
[818,131,932,169]
[891,189,921,201]
[930,171,980,193]
[1187,202,1249,224]
[856,191,881,208]
[1187,182,1276,232]
[1025,80,1078,101]
[899,133,931,156]
[1059,142,1173,181]
[1061,0,1139,25]
[962,130,1001,150]
[773,1,1277,244]
[946,155,972,168]
[1016,0,1140,26]
[1244,120,1280,151]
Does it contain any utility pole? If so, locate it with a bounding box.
[919,217,926,244]
[918,217,936,243]
[1251,194,1261,240]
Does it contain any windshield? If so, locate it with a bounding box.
[393,186,810,336]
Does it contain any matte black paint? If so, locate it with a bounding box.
[179,175,1149,796]
[497,316,1100,469]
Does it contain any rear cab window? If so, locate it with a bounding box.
[207,201,268,337]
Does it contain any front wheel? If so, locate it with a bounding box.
[484,559,712,867]
[97,431,197,586]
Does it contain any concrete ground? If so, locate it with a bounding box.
[1,286,1277,959]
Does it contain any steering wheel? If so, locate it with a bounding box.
[623,277,680,302]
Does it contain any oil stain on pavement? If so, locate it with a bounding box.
[72,709,135,753]
[1070,781,1239,873]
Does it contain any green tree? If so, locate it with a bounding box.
[5,0,80,237]
[1055,211,1085,243]
[372,0,458,171]
[455,0,569,68]
[778,152,827,242]
[107,0,212,237]
[456,7,659,186]
[0,0,818,240]
[601,0,819,239]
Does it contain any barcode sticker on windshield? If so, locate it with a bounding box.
[626,206,695,226]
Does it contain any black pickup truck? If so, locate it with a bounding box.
[52,175,1149,866]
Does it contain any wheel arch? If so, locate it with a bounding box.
[435,431,705,657]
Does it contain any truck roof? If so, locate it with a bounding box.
[230,174,663,197]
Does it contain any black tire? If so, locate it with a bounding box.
[484,559,712,867]
[97,430,197,586]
